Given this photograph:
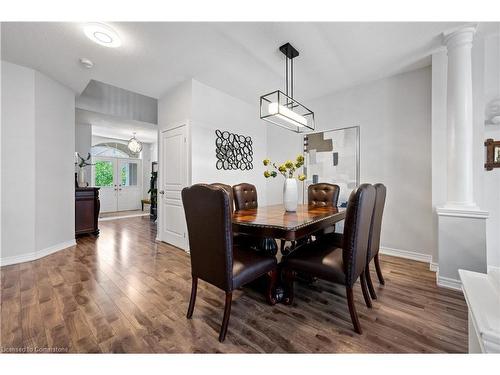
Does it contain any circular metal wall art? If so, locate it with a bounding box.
[215,129,253,170]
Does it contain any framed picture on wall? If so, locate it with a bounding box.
[485,138,500,171]
[303,126,360,206]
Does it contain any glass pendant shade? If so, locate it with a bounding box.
[260,90,314,133]
[127,133,143,153]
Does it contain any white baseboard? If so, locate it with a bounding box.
[437,272,462,291]
[99,213,149,221]
[0,239,76,267]
[379,246,433,263]
[487,265,500,274]
[430,262,439,272]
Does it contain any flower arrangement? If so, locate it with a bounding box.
[263,155,306,181]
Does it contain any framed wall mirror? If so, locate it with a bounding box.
[303,126,360,206]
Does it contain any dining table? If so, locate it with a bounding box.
[232,203,346,303]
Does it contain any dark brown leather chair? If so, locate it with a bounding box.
[182,184,277,342]
[324,183,387,301]
[308,183,340,236]
[211,183,234,213]
[308,183,340,207]
[364,183,387,300]
[233,183,258,210]
[283,184,376,334]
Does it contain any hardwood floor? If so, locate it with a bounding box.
[0,216,467,353]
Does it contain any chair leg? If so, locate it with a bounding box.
[365,264,377,300]
[186,277,198,318]
[283,268,295,305]
[266,270,278,305]
[219,292,232,342]
[374,253,385,285]
[346,287,362,334]
[360,272,372,308]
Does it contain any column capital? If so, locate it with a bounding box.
[442,25,477,49]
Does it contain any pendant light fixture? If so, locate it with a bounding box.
[127,132,143,153]
[260,43,315,133]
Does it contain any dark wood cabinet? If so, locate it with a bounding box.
[75,187,100,236]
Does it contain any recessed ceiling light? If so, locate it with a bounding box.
[83,23,121,48]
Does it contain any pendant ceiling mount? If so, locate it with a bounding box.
[260,42,315,133]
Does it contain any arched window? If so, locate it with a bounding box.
[91,142,139,158]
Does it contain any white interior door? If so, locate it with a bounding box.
[93,157,142,213]
[117,159,142,211]
[159,125,189,250]
[93,157,118,213]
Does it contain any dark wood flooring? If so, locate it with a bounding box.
[0,216,467,353]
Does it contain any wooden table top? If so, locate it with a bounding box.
[232,204,346,241]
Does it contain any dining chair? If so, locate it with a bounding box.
[322,183,387,300]
[308,183,340,208]
[181,184,277,342]
[211,183,234,213]
[308,183,340,236]
[364,183,387,299]
[232,183,258,210]
[283,184,376,334]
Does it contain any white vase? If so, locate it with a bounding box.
[283,178,298,212]
[78,168,86,187]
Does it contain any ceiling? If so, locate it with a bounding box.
[76,109,158,143]
[2,22,468,104]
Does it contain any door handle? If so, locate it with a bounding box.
[159,190,165,195]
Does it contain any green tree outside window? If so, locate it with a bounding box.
[95,161,113,187]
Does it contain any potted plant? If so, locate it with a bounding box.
[75,152,94,187]
[263,155,306,212]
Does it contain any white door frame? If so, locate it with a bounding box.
[157,121,191,250]
[92,156,143,213]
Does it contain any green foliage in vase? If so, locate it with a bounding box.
[262,154,306,180]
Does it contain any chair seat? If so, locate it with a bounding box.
[232,246,277,289]
[285,241,345,285]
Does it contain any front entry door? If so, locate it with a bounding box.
[93,157,142,213]
[159,125,189,250]
[117,159,141,211]
[93,157,118,212]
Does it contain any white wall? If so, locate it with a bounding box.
[431,50,448,265]
[158,80,192,129]
[265,124,303,205]
[477,30,500,269]
[34,71,75,251]
[308,67,433,257]
[1,62,36,260]
[1,61,75,265]
[190,80,269,205]
[158,79,271,205]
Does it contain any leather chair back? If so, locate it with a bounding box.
[233,183,258,210]
[182,184,234,291]
[367,183,386,261]
[308,183,340,207]
[211,183,234,214]
[342,184,376,287]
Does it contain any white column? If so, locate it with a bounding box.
[444,26,477,208]
[435,25,488,289]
